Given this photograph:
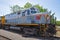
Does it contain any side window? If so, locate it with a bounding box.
[22,12,25,16]
[27,10,30,15]
[5,20,7,22]
[22,13,25,16]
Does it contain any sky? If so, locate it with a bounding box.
[0,0,60,20]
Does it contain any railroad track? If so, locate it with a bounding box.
[0,35,11,40]
[0,29,60,40]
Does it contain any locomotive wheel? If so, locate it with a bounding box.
[20,27,24,34]
[46,24,56,37]
[38,29,46,37]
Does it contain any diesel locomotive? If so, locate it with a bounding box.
[0,7,56,37]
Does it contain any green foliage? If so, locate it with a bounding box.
[50,14,56,24]
[11,5,24,12]
[24,2,32,8]
[11,5,20,12]
[56,21,60,26]
[34,5,47,12]
[11,2,47,13]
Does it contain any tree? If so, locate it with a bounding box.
[10,3,47,13]
[34,5,47,12]
[11,5,23,13]
[43,8,47,12]
[24,2,32,8]
[50,13,56,24]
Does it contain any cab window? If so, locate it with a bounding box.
[31,7,35,10]
[31,10,37,14]
[18,12,20,15]
[30,7,37,14]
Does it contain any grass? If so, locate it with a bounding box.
[56,21,60,26]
